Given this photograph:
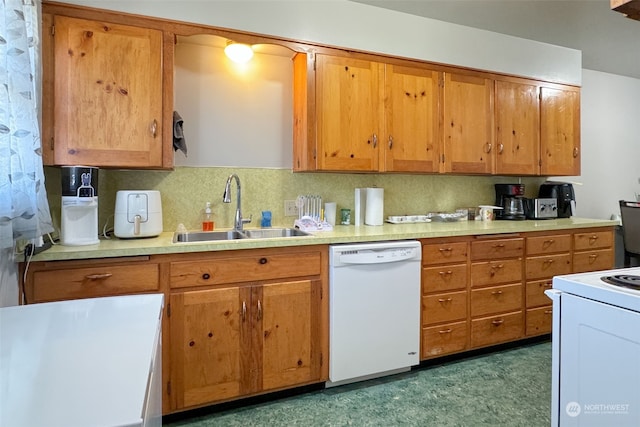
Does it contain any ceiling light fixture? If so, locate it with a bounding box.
[224,41,254,64]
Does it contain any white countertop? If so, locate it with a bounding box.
[0,294,164,427]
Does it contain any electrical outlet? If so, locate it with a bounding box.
[284,200,299,217]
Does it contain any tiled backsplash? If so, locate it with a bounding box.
[44,166,546,233]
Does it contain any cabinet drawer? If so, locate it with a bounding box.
[170,252,322,288]
[471,238,524,261]
[525,253,571,280]
[471,284,522,317]
[573,231,613,251]
[526,234,571,255]
[573,249,614,273]
[422,321,467,359]
[422,242,468,265]
[32,263,159,302]
[526,306,553,336]
[471,311,523,348]
[470,259,522,287]
[526,279,553,308]
[422,291,467,325]
[422,264,468,293]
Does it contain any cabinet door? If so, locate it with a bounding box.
[540,86,580,176]
[495,80,540,175]
[316,54,382,171]
[443,73,494,174]
[260,280,322,391]
[53,16,163,167]
[170,287,247,409]
[383,65,441,172]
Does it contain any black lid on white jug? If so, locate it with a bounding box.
[61,166,98,198]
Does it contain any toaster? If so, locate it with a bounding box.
[524,198,558,220]
[114,190,163,238]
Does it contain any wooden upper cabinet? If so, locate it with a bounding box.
[443,73,494,174]
[495,79,540,175]
[540,85,581,176]
[383,64,441,173]
[46,15,166,168]
[315,54,382,171]
[611,0,640,20]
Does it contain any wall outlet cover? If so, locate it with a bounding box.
[284,200,299,217]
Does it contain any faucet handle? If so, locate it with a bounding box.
[242,214,253,225]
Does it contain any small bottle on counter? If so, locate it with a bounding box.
[202,202,214,231]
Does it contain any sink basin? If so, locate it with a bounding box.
[173,230,247,243]
[172,228,311,243]
[240,228,311,239]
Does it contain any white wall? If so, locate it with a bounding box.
[554,69,640,220]
[55,0,581,85]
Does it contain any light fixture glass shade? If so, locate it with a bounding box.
[224,42,254,64]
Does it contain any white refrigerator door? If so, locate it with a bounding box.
[559,293,640,426]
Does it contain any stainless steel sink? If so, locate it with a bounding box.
[240,228,311,239]
[173,230,247,243]
[173,228,311,243]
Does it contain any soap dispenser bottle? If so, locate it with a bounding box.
[202,202,214,231]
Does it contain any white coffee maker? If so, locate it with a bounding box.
[60,166,99,246]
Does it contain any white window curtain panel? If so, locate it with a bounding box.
[1,0,53,306]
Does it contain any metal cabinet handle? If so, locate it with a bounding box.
[439,270,453,276]
[372,133,378,148]
[438,297,453,303]
[492,243,505,248]
[150,119,158,138]
[573,147,579,158]
[259,257,268,265]
[485,142,492,153]
[544,310,553,315]
[498,143,504,154]
[589,235,599,241]
[438,328,452,334]
[388,135,393,149]
[589,254,598,259]
[544,259,555,265]
[491,319,504,326]
[439,247,453,252]
[85,273,112,280]
[242,301,247,322]
[491,290,503,296]
[257,299,262,320]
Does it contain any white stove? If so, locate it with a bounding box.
[547,267,640,427]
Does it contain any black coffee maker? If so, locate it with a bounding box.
[538,181,575,218]
[495,183,526,220]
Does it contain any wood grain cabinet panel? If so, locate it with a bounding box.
[526,234,571,255]
[47,15,166,168]
[422,290,467,325]
[422,241,468,265]
[526,279,553,308]
[471,311,523,348]
[470,259,523,288]
[525,253,572,280]
[573,231,614,251]
[573,249,614,273]
[470,284,522,317]
[422,321,468,358]
[494,79,540,175]
[422,264,468,293]
[471,238,524,260]
[525,306,553,336]
[540,85,581,176]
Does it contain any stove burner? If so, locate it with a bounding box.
[601,274,640,290]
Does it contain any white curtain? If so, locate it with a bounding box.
[1,0,53,306]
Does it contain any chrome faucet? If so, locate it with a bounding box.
[223,174,251,231]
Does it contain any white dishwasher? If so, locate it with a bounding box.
[328,240,421,387]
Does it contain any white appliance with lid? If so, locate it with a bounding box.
[546,267,640,426]
[114,190,163,238]
[60,166,99,246]
[328,241,421,387]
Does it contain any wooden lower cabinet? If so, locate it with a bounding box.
[525,306,553,336]
[471,311,524,347]
[170,279,322,409]
[422,321,467,358]
[167,246,327,412]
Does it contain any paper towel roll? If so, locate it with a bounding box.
[364,188,384,226]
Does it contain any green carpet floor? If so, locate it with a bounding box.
[164,340,551,427]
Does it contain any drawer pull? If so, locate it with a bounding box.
[543,259,555,265]
[491,319,505,326]
[589,254,598,259]
[257,299,263,320]
[438,328,452,334]
[189,340,195,347]
[438,297,453,303]
[202,273,211,280]
[259,257,268,265]
[242,301,247,322]
[491,290,503,296]
[439,270,453,276]
[544,310,553,315]
[589,235,598,241]
[85,273,112,280]
[438,247,453,253]
[492,243,505,249]
[545,239,555,244]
